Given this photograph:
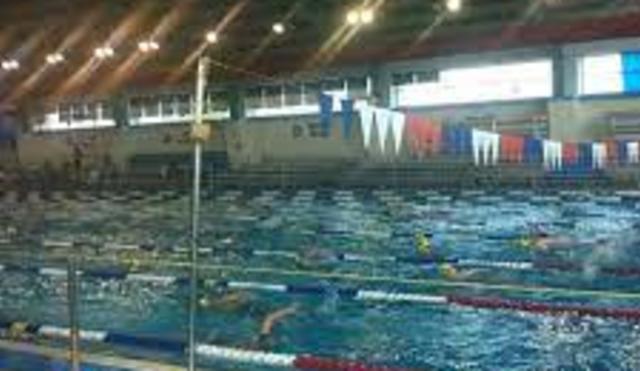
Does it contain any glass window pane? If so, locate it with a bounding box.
[394,60,552,107]
[161,96,176,116]
[245,88,262,110]
[142,96,160,117]
[71,103,84,121]
[322,79,343,93]
[303,82,320,105]
[264,86,282,108]
[207,91,228,112]
[284,84,303,106]
[580,53,623,95]
[100,102,113,120]
[129,98,143,118]
[348,76,368,99]
[86,102,97,121]
[59,104,71,124]
[176,94,191,116]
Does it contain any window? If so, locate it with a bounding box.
[99,102,113,120]
[130,98,143,119]
[302,82,320,106]
[244,77,369,118]
[161,96,176,116]
[59,104,71,124]
[347,77,369,100]
[391,60,553,107]
[206,91,229,113]
[284,84,303,106]
[142,96,160,117]
[33,101,116,132]
[578,52,640,95]
[176,94,192,116]
[263,86,283,108]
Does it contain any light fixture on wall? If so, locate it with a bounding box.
[446,0,462,13]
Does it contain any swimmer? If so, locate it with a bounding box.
[199,289,299,350]
[252,303,299,350]
[198,289,254,313]
[415,232,432,256]
[295,247,338,269]
[516,226,576,252]
[437,263,478,280]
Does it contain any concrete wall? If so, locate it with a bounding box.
[17,124,226,172]
[548,97,640,141]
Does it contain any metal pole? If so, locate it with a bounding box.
[188,56,209,371]
[67,256,80,371]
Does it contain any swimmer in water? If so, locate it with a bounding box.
[437,263,479,280]
[295,246,338,269]
[198,288,299,350]
[415,232,432,256]
[252,303,299,349]
[516,226,576,252]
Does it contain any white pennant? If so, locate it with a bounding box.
[358,104,375,148]
[627,142,639,164]
[592,143,606,169]
[390,112,406,155]
[375,108,392,153]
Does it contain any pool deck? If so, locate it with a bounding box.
[0,339,185,371]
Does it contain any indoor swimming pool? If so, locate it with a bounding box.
[0,189,640,370]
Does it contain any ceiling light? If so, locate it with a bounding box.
[346,10,360,25]
[205,31,218,44]
[94,46,114,59]
[360,9,375,24]
[272,22,285,35]
[138,40,159,53]
[446,0,462,13]
[1,60,19,71]
[46,53,65,65]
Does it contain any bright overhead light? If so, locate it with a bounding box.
[94,46,114,59]
[1,60,19,71]
[360,9,375,24]
[346,8,374,26]
[446,0,462,13]
[138,40,160,53]
[46,53,65,65]
[272,22,285,35]
[346,10,360,25]
[205,31,218,44]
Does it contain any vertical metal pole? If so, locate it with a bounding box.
[67,257,80,371]
[188,56,209,371]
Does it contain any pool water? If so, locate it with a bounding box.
[1,189,640,370]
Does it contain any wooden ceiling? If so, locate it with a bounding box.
[0,0,638,103]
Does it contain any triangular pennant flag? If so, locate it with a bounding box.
[340,99,354,139]
[319,93,333,137]
[628,142,639,164]
[358,104,375,148]
[390,112,406,155]
[375,108,392,153]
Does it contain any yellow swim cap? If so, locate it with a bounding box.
[516,238,533,249]
[416,234,431,255]
[438,263,458,280]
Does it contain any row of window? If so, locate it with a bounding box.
[579,52,640,95]
[32,52,640,132]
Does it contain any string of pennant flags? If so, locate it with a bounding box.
[319,93,640,171]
